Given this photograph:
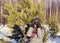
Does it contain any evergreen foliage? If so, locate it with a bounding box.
[3,0,46,27]
[48,15,59,36]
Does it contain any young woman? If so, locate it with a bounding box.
[27,22,45,43]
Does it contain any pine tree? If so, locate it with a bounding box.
[48,15,59,36]
[3,0,46,27]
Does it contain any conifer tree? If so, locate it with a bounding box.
[4,0,46,27]
[48,15,59,36]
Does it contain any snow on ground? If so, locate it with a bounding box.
[0,25,12,41]
[54,37,60,43]
[0,25,12,36]
[45,39,56,43]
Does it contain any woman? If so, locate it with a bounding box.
[27,22,44,43]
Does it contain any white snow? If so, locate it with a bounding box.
[0,25,12,41]
[45,39,56,43]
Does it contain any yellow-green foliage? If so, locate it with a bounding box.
[48,15,59,36]
[3,0,46,27]
[43,32,48,43]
